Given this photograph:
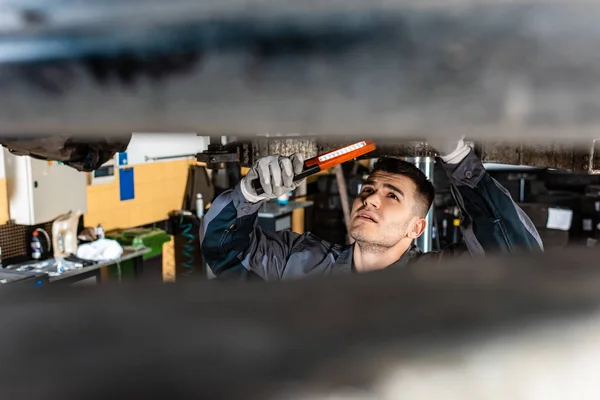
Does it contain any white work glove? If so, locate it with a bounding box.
[428,135,472,164]
[240,154,305,203]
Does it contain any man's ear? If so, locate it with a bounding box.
[407,218,427,239]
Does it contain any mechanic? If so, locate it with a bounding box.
[200,137,543,280]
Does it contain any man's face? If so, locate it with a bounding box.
[349,171,426,248]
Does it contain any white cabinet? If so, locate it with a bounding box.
[4,150,87,225]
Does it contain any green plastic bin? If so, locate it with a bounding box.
[106,228,171,259]
[105,228,171,279]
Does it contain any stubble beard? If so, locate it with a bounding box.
[349,221,408,254]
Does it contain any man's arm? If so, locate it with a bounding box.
[200,185,304,280]
[200,153,336,281]
[437,141,543,256]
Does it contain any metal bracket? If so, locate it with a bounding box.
[196,141,252,169]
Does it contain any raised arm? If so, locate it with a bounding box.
[435,139,543,256]
[199,185,298,280]
[200,154,329,281]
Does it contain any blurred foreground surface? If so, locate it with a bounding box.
[1,247,600,399]
[1,0,600,146]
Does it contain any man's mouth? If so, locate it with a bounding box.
[356,211,378,223]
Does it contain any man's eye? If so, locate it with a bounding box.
[388,193,398,200]
[362,187,373,194]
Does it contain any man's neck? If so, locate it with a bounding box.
[352,240,412,273]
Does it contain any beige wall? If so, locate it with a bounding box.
[85,159,194,230]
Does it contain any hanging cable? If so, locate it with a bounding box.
[179,214,196,277]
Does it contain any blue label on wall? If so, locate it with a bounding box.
[119,167,135,201]
[118,152,129,166]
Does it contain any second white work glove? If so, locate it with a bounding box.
[428,135,472,164]
[240,154,305,203]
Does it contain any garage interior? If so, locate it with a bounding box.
[2,1,600,398]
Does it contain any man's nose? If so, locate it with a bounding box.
[363,192,380,209]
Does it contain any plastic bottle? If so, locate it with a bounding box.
[96,224,105,240]
[196,193,204,217]
[31,231,42,260]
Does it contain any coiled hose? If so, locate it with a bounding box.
[179,215,196,277]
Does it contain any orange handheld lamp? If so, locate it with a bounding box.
[252,140,377,195]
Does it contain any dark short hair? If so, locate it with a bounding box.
[371,157,435,217]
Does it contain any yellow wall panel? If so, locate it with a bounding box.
[0,178,10,225]
[0,157,197,230]
[104,188,121,210]
[114,208,131,229]
[84,159,191,231]
[154,210,167,223]
[174,173,186,184]
[129,205,145,228]
[140,204,154,224]
[87,180,114,195]
[152,183,169,201]
[153,162,167,181]
[165,160,185,176]
[85,211,104,228]
[171,188,184,205]
[166,197,181,213]
[97,190,114,212]
[134,164,153,184]
[162,180,176,198]
[148,201,162,222]
[86,191,103,214]
[174,176,188,193]
[177,161,191,174]
[0,158,210,231]
[163,161,176,177]
[159,200,170,218]
[136,182,153,200]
